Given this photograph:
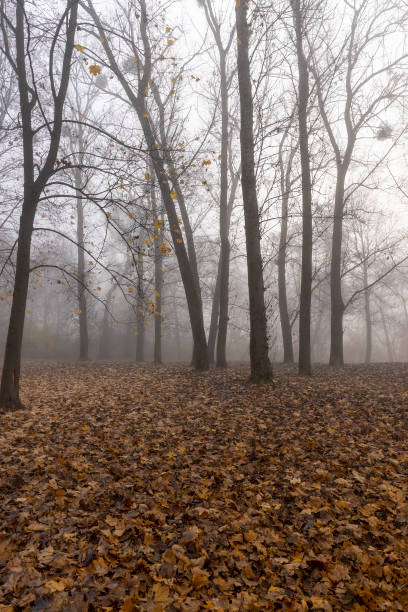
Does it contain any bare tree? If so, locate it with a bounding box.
[84,0,209,370]
[291,0,313,375]
[198,0,237,368]
[235,0,272,382]
[0,0,79,410]
[309,0,408,366]
[277,119,297,363]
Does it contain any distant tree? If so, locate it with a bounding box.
[309,0,408,366]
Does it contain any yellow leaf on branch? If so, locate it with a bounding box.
[89,65,101,76]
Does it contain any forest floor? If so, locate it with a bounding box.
[0,362,408,611]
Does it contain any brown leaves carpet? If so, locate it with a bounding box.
[0,362,407,611]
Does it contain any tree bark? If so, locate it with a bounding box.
[208,256,222,364]
[98,285,114,359]
[292,0,313,376]
[329,171,346,366]
[74,169,89,361]
[277,120,296,364]
[380,308,393,362]
[363,262,372,364]
[277,192,294,364]
[151,173,163,365]
[235,1,272,383]
[173,294,182,361]
[215,49,230,368]
[135,243,145,362]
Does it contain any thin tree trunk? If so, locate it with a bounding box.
[380,308,393,362]
[235,1,272,383]
[173,295,182,362]
[292,0,313,376]
[277,124,295,364]
[363,262,372,364]
[209,169,240,365]
[151,174,163,365]
[208,256,222,364]
[277,190,294,363]
[329,171,346,366]
[311,301,324,361]
[74,169,89,361]
[136,246,145,362]
[215,49,230,369]
[98,285,114,359]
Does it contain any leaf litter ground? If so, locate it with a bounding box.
[0,362,407,611]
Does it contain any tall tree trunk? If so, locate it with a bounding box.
[208,257,222,364]
[292,0,313,376]
[235,1,272,383]
[209,171,240,365]
[216,50,230,368]
[98,285,114,359]
[277,189,294,363]
[153,258,163,364]
[0,0,78,410]
[151,174,163,365]
[363,262,372,364]
[329,171,346,366]
[74,169,89,361]
[380,308,393,362]
[173,295,182,361]
[277,118,296,364]
[0,201,37,409]
[136,247,145,362]
[311,300,324,361]
[364,290,372,364]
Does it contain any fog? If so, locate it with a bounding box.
[1,0,408,376]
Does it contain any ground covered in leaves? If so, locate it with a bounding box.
[0,362,408,612]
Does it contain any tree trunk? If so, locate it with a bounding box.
[363,262,372,364]
[364,290,372,364]
[0,0,78,410]
[380,308,393,362]
[235,1,272,383]
[277,118,296,364]
[151,174,163,365]
[292,0,313,376]
[98,285,114,359]
[173,295,182,361]
[208,256,222,365]
[74,169,89,361]
[136,247,145,362]
[0,201,37,409]
[329,170,346,366]
[215,50,230,368]
[277,189,294,363]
